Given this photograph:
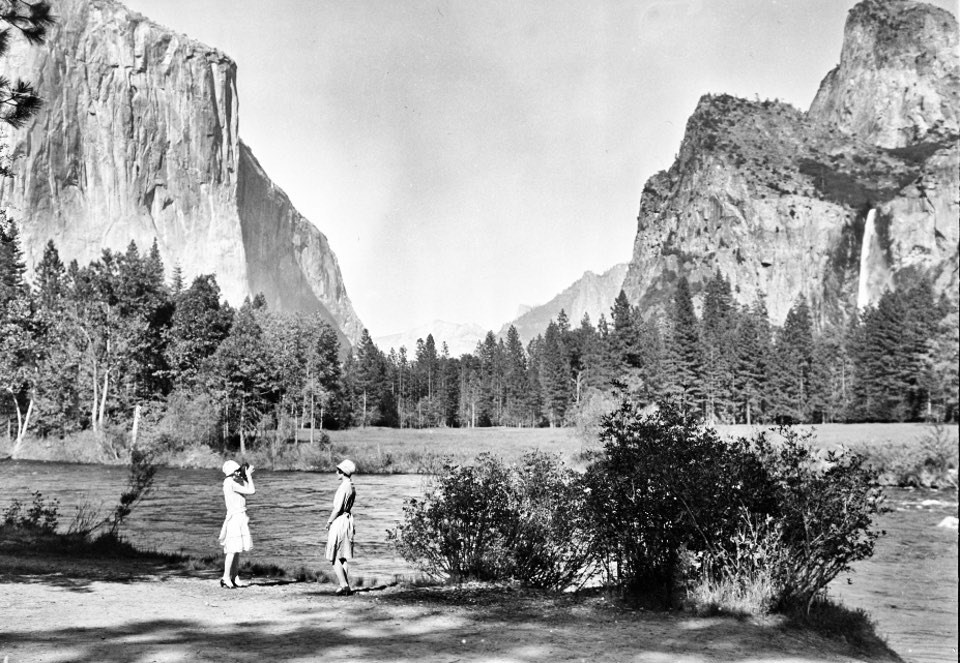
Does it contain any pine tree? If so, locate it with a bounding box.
[661,277,701,412]
[582,314,617,393]
[610,290,639,368]
[165,274,232,389]
[700,271,737,422]
[770,296,815,422]
[924,306,959,421]
[354,329,385,426]
[34,240,65,310]
[732,300,767,424]
[0,213,27,311]
[540,320,572,426]
[170,265,184,295]
[503,325,529,426]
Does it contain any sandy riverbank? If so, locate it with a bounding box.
[0,553,902,663]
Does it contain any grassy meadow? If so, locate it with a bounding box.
[318,425,587,469]
[4,421,956,488]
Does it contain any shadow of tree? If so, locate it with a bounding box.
[0,565,902,663]
[0,605,903,663]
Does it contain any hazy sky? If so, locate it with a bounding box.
[124,0,957,338]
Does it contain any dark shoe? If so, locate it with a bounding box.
[335,586,352,596]
[220,579,235,589]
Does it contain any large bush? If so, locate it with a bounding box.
[389,451,591,589]
[581,401,771,605]
[583,400,885,612]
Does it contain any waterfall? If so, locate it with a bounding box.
[857,209,876,310]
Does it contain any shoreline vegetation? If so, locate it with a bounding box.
[3,421,957,489]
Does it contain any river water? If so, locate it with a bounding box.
[1,460,956,663]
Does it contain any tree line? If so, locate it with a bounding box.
[357,270,958,428]
[2,217,957,457]
[0,221,346,454]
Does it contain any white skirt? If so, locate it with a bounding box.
[325,513,354,562]
[218,512,252,553]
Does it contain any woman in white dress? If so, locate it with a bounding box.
[325,459,356,595]
[218,459,255,588]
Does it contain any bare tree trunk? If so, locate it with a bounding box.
[10,391,34,459]
[240,401,247,456]
[98,369,110,430]
[131,404,142,449]
[310,393,316,443]
[91,358,99,433]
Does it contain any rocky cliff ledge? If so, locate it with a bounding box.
[622,0,959,325]
[0,0,363,346]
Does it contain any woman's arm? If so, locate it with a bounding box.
[232,466,256,495]
[326,483,346,528]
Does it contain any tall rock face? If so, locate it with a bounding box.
[622,0,959,326]
[0,0,363,347]
[809,0,959,148]
[500,264,629,343]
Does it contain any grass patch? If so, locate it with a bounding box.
[320,426,585,471]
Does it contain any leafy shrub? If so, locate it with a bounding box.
[582,399,884,613]
[390,454,515,583]
[752,428,885,610]
[389,451,591,589]
[2,491,60,533]
[581,401,771,606]
[503,452,592,589]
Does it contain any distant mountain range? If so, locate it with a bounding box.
[375,263,628,354]
[499,264,629,344]
[375,320,489,358]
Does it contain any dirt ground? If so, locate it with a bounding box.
[0,554,901,663]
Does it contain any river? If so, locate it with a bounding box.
[1,460,956,662]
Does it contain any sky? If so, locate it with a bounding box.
[124,0,958,338]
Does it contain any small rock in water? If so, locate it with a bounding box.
[935,516,958,529]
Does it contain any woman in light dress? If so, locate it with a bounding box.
[325,459,357,595]
[218,459,255,588]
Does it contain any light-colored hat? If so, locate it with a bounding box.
[222,460,241,476]
[336,459,357,477]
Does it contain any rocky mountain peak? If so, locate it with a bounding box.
[809,0,959,148]
[622,0,958,327]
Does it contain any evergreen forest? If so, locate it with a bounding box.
[2,216,958,456]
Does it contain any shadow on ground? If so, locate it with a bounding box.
[0,573,904,663]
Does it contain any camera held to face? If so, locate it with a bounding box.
[235,462,250,483]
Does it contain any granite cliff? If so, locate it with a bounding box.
[621,0,959,325]
[0,0,363,346]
